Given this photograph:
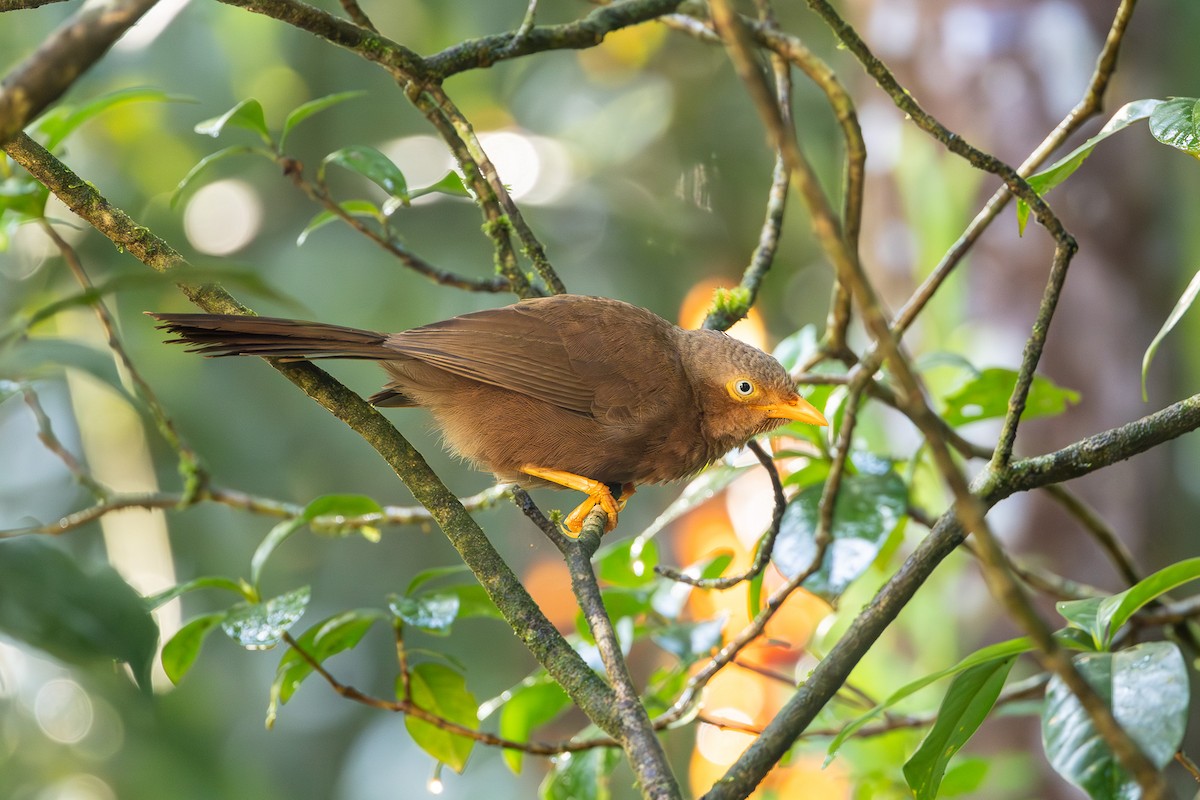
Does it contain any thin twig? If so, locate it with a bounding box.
[288,166,509,293]
[19,384,107,498]
[655,440,784,589]
[1041,484,1141,585]
[41,220,207,497]
[282,631,608,755]
[2,482,512,538]
[337,0,374,31]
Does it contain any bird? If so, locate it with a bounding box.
[148,294,827,534]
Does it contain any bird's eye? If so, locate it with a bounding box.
[734,380,754,396]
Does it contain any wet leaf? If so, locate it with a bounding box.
[1043,643,1188,800]
[221,586,310,649]
[772,471,907,599]
[1149,96,1200,158]
[1060,557,1200,649]
[389,592,461,636]
[321,145,408,200]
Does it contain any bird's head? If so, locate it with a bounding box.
[678,330,827,456]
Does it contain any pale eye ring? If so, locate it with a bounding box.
[734,379,754,397]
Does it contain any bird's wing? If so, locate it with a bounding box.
[385,301,598,416]
[383,296,684,421]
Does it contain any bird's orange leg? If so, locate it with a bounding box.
[520,466,634,535]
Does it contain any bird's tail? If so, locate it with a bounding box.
[147,312,395,361]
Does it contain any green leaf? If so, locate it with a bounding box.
[302,493,384,539]
[1016,99,1162,233]
[651,616,726,665]
[161,613,226,685]
[279,90,365,151]
[595,535,659,588]
[1043,643,1189,800]
[389,592,461,636]
[1149,97,1200,158]
[35,87,193,151]
[301,493,383,521]
[0,174,49,221]
[296,200,383,246]
[409,170,472,200]
[266,609,383,726]
[221,586,310,649]
[633,460,753,544]
[827,637,1033,759]
[494,676,571,774]
[146,575,248,609]
[250,518,306,592]
[195,98,272,146]
[1097,557,1200,647]
[903,656,1016,800]
[321,145,409,200]
[435,583,503,622]
[405,564,474,595]
[0,538,159,691]
[1141,267,1200,401]
[1056,596,1105,649]
[772,470,907,599]
[936,758,990,796]
[403,662,478,773]
[941,367,1079,427]
[541,747,621,800]
[170,145,264,209]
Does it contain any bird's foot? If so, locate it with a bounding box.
[520,466,634,536]
[562,483,636,535]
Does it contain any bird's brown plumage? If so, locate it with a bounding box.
[149,295,826,532]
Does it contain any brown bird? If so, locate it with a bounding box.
[149,295,827,534]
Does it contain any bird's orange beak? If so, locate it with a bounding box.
[758,395,828,427]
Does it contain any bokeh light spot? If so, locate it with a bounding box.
[34,678,93,744]
[183,179,263,255]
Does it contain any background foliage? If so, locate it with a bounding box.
[2,1,1200,799]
